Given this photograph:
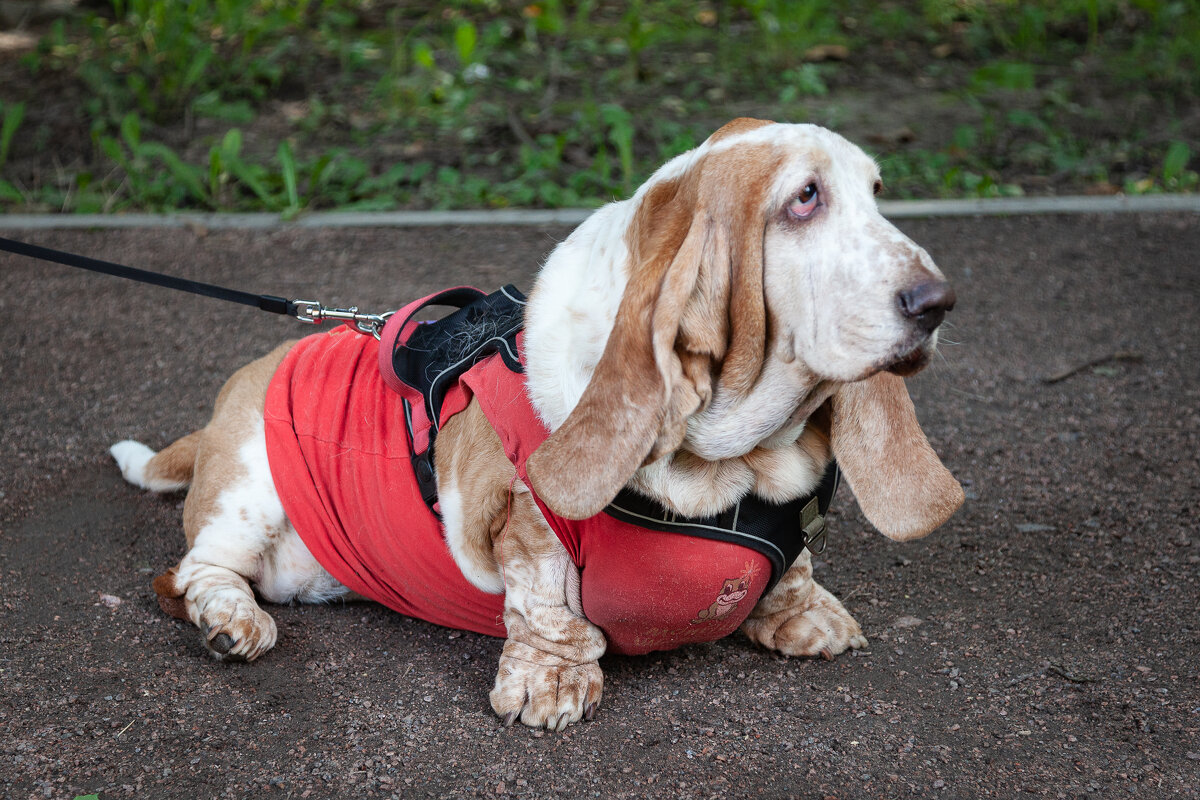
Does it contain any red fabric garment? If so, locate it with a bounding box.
[264,325,771,655]
[264,326,505,636]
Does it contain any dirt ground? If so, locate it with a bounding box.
[1,213,1197,799]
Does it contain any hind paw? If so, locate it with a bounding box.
[197,591,277,662]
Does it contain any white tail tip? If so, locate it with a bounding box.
[110,439,188,492]
[110,440,155,488]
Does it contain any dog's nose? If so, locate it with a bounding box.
[897,280,956,333]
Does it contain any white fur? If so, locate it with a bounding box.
[522,201,635,433]
[258,525,350,606]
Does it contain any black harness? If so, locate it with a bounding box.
[384,286,841,594]
[386,285,527,512]
[605,463,840,593]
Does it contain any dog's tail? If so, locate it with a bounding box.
[110,431,201,492]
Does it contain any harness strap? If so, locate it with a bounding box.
[377,285,528,514]
[602,461,841,594]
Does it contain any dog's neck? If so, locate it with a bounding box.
[522,200,829,518]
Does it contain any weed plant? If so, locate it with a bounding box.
[0,0,1196,213]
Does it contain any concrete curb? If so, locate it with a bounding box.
[0,194,1196,230]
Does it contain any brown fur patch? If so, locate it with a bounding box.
[829,372,964,540]
[707,117,776,144]
[152,568,189,620]
[180,341,296,547]
[435,400,520,577]
[143,430,202,487]
[437,401,582,581]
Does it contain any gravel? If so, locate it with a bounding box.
[1,213,1197,798]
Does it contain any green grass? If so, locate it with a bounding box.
[1,0,1196,213]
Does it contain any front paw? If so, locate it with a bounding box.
[741,584,867,660]
[489,640,603,731]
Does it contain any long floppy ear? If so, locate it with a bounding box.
[526,119,779,519]
[830,372,964,541]
[525,176,709,519]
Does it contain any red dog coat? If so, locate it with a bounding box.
[264,288,832,656]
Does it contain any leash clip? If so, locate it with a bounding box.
[291,300,394,339]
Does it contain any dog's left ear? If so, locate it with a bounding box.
[829,371,964,541]
[527,119,779,519]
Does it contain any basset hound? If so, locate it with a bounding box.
[111,118,963,731]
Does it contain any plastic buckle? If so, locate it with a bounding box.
[800,496,827,555]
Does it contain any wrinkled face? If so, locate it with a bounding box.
[759,126,954,382]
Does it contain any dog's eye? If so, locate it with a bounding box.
[873,179,884,196]
[788,183,820,219]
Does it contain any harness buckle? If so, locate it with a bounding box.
[800,496,828,555]
[291,300,394,339]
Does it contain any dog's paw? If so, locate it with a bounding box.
[741,583,867,660]
[196,591,277,662]
[489,640,603,731]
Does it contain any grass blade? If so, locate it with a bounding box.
[0,101,26,169]
[278,140,300,210]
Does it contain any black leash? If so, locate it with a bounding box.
[0,235,392,336]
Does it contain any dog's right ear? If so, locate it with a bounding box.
[528,121,787,520]
[525,119,781,519]
[524,176,708,520]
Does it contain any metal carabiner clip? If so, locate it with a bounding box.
[290,300,394,339]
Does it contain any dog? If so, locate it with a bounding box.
[111,118,963,731]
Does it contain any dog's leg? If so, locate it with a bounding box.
[145,342,348,661]
[488,485,607,731]
[153,416,352,660]
[740,550,867,659]
[152,417,288,662]
[436,403,605,730]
